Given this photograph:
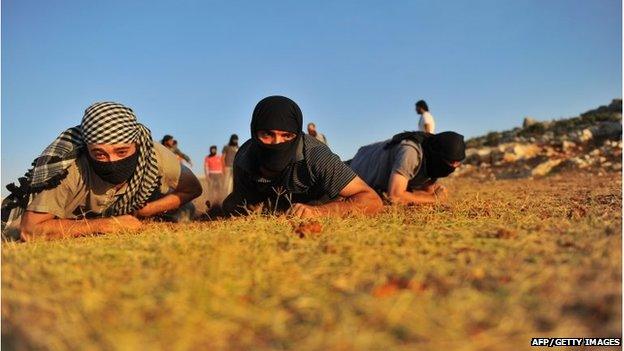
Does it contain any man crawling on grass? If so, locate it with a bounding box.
[1,102,202,241]
[222,96,382,218]
[348,131,466,204]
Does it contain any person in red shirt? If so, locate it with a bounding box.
[204,145,224,201]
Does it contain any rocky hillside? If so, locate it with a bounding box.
[454,99,622,179]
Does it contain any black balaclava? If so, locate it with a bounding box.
[421,131,466,178]
[88,150,140,185]
[209,146,217,156]
[229,134,239,147]
[250,96,303,173]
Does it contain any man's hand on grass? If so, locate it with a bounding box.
[288,203,321,219]
[104,215,143,232]
[433,185,448,202]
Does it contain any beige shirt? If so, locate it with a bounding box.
[26,142,181,219]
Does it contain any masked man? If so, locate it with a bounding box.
[2,102,203,241]
[348,131,465,204]
[222,96,382,218]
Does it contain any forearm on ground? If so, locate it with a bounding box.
[314,191,383,216]
[20,217,116,241]
[390,190,438,205]
[136,193,192,217]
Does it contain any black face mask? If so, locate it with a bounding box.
[88,151,139,185]
[424,154,457,179]
[254,136,300,173]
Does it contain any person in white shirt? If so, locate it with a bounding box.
[416,100,436,134]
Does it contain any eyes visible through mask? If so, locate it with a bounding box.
[87,144,137,162]
[444,159,462,169]
[256,130,297,145]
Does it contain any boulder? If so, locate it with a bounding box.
[591,121,622,140]
[562,140,576,151]
[512,143,541,159]
[532,159,563,177]
[523,117,538,128]
[579,129,593,143]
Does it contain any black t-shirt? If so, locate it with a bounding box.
[223,135,356,214]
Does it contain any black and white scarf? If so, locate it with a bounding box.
[2,102,160,221]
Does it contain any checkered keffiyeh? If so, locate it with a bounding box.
[2,102,160,220]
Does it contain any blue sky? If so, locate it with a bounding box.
[2,0,621,193]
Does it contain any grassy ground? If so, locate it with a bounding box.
[2,172,621,351]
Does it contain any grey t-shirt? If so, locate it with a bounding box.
[349,139,429,192]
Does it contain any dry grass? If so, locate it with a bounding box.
[2,172,621,351]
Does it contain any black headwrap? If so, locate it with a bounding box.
[229,134,239,146]
[385,131,466,179]
[250,96,303,173]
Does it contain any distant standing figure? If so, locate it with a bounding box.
[307,122,328,145]
[222,134,239,195]
[172,140,193,167]
[204,145,224,199]
[416,100,436,134]
[161,135,193,167]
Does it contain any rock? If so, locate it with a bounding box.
[503,152,518,163]
[589,149,601,156]
[543,146,558,157]
[562,140,576,151]
[523,117,538,128]
[579,129,593,142]
[557,158,584,171]
[574,158,590,169]
[512,144,541,159]
[591,121,622,140]
[532,159,563,177]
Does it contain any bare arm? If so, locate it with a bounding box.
[289,176,383,218]
[135,165,202,218]
[387,173,447,205]
[20,211,142,242]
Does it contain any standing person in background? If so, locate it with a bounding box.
[172,140,193,167]
[416,100,436,134]
[221,134,239,195]
[307,122,328,145]
[204,145,224,201]
[161,135,193,167]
